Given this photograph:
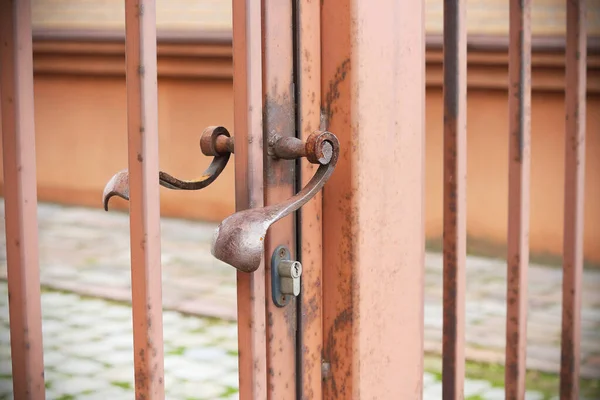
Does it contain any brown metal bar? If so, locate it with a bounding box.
[262,0,297,396]
[123,1,165,398]
[442,0,467,398]
[560,0,587,398]
[505,0,532,399]
[231,0,268,397]
[296,0,323,397]
[321,0,426,397]
[0,1,46,398]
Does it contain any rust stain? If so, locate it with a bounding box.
[323,307,353,398]
[323,58,350,123]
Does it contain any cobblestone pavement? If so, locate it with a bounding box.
[0,201,598,392]
[0,282,552,400]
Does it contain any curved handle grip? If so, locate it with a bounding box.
[102,126,233,210]
[211,130,339,273]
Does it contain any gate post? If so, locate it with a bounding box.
[321,0,426,398]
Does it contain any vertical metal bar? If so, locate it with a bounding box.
[321,0,426,397]
[442,0,467,398]
[505,0,531,399]
[0,1,46,398]
[123,1,165,398]
[296,0,323,398]
[262,0,297,397]
[505,1,532,398]
[231,0,268,398]
[560,0,587,398]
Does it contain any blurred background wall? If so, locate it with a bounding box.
[0,0,598,265]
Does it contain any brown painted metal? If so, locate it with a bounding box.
[505,0,532,398]
[102,126,233,210]
[295,0,323,395]
[442,0,467,398]
[123,0,165,398]
[560,0,587,398]
[231,0,268,397]
[261,0,297,396]
[212,131,339,273]
[0,0,46,398]
[321,0,426,397]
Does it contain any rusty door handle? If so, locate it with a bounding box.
[102,126,234,210]
[211,130,339,273]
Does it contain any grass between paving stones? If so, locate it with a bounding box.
[219,386,239,398]
[112,380,133,390]
[424,353,600,399]
[33,286,599,398]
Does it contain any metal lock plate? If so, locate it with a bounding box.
[271,245,302,307]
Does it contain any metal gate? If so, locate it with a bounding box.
[0,0,589,399]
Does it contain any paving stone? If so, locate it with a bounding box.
[422,372,436,386]
[55,358,106,376]
[43,368,71,384]
[96,364,134,384]
[41,292,82,309]
[42,352,67,368]
[93,350,134,366]
[480,387,505,399]
[0,346,10,360]
[525,390,545,400]
[0,377,12,395]
[169,380,227,399]
[52,376,112,395]
[165,332,218,348]
[422,381,442,400]
[0,359,11,376]
[168,359,224,382]
[214,371,239,388]
[76,387,136,400]
[60,340,121,359]
[49,327,106,347]
[185,346,229,362]
[41,318,68,337]
[0,330,10,345]
[463,379,492,397]
[97,306,133,322]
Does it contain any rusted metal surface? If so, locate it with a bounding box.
[0,0,46,398]
[212,131,338,271]
[231,0,267,397]
[261,0,297,396]
[269,135,333,164]
[560,0,587,398]
[321,0,426,398]
[442,0,467,398]
[102,126,233,210]
[123,0,165,398]
[505,1,532,399]
[295,0,323,394]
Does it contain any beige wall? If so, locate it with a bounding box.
[425,88,600,264]
[0,40,598,264]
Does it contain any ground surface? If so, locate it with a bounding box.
[0,201,599,399]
